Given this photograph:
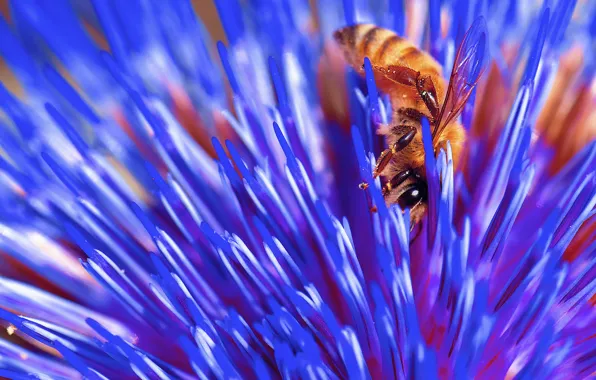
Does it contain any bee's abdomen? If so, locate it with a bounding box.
[333,24,410,65]
[333,24,441,75]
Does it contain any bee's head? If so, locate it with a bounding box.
[384,167,428,226]
[398,170,428,225]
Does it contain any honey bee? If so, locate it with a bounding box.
[332,18,488,224]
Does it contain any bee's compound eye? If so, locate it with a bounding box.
[398,183,427,209]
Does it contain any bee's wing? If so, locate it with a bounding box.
[433,17,489,139]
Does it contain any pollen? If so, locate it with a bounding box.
[6,325,16,335]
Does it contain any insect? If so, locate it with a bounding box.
[332,17,488,224]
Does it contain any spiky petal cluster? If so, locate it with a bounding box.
[0,0,595,379]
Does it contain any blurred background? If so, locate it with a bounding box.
[0,0,226,97]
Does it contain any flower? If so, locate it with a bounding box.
[0,0,595,379]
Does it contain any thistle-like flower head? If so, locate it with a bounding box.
[0,0,595,379]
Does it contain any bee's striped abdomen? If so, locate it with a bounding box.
[376,34,406,62]
[334,25,411,66]
[333,24,442,78]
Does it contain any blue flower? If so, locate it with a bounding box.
[0,0,595,379]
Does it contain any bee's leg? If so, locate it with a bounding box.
[382,169,412,195]
[372,148,393,178]
[369,65,440,122]
[370,64,419,87]
[373,128,417,178]
[416,75,440,122]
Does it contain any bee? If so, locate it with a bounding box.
[332,18,488,224]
